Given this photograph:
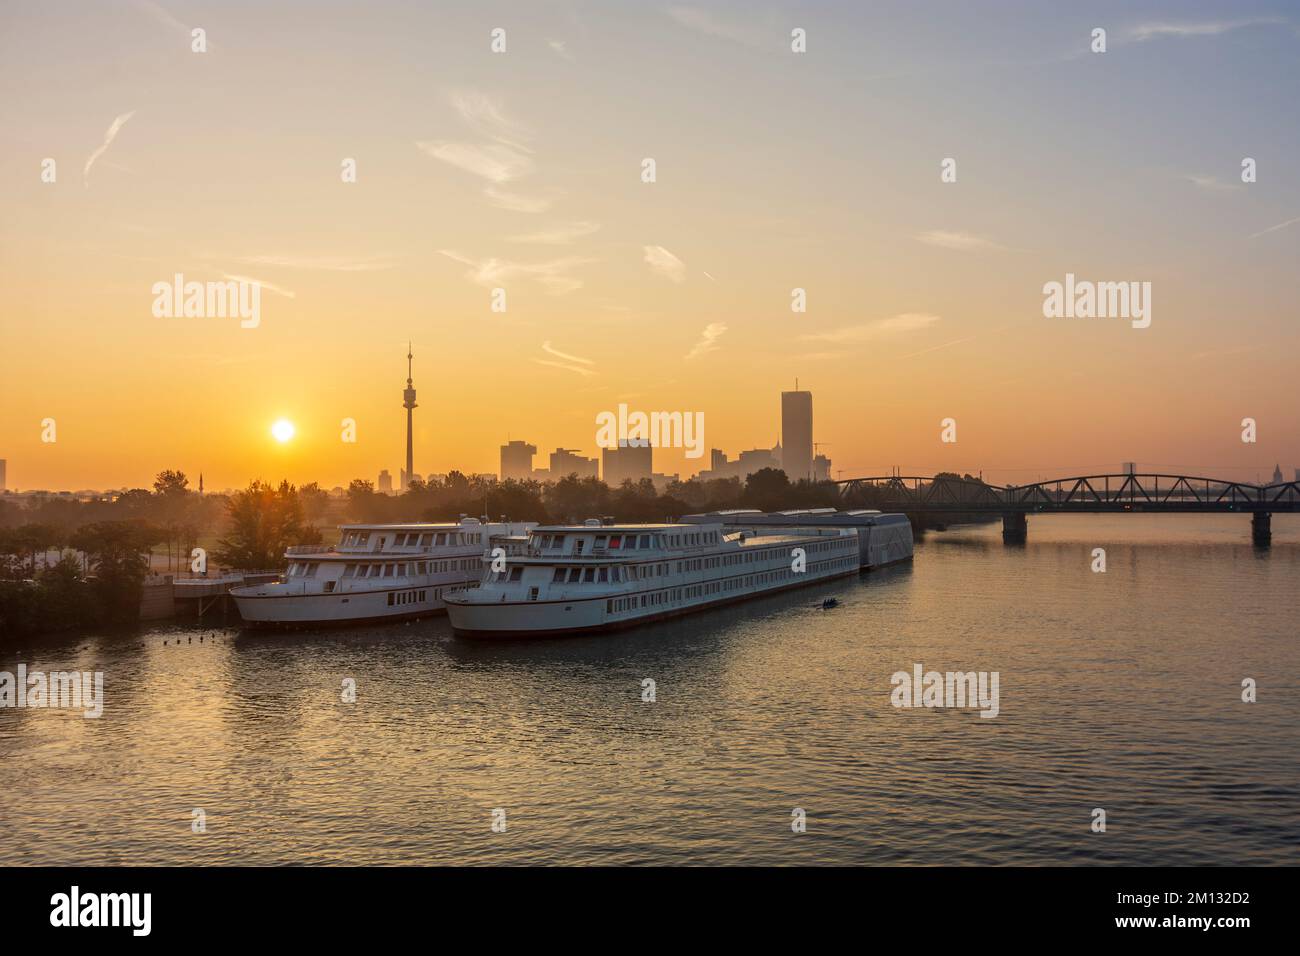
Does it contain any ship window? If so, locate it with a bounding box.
[434,533,446,546]
[420,591,426,601]
[509,567,523,582]
[358,533,370,545]
[398,563,408,576]
[343,564,356,577]
[420,534,433,546]
[417,562,426,574]
[609,535,622,548]
[625,536,637,550]
[388,593,395,606]
[595,536,607,549]
[583,568,595,583]
[552,568,566,583]
[567,568,581,583]
[528,587,538,601]
[598,567,609,583]
[383,564,395,577]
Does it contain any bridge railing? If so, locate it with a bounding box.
[837,474,1299,513]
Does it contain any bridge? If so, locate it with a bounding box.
[835,473,1300,546]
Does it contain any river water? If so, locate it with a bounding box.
[2,514,1297,865]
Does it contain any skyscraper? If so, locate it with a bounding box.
[0,458,6,492]
[549,447,598,479]
[401,344,417,490]
[781,386,813,482]
[602,440,653,488]
[500,440,537,481]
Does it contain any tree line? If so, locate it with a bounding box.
[2,466,859,638]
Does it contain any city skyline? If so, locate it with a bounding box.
[2,2,1298,491]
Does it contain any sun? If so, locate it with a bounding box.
[271,418,296,443]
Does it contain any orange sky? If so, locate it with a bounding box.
[2,3,1297,491]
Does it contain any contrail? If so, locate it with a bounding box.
[84,111,136,187]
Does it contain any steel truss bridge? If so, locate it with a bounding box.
[835,473,1300,545]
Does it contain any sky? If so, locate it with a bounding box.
[1,0,1298,491]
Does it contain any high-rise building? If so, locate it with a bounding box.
[378,469,394,494]
[813,454,832,482]
[500,440,537,481]
[0,458,6,492]
[1272,464,1284,484]
[402,343,417,489]
[781,387,813,482]
[602,440,653,488]
[549,447,598,480]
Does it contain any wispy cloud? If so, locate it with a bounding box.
[666,6,771,48]
[447,90,531,149]
[802,313,940,344]
[483,187,555,213]
[541,341,593,366]
[547,39,574,62]
[232,254,395,272]
[1128,19,1282,42]
[643,245,686,283]
[415,141,532,184]
[533,358,596,377]
[418,91,543,203]
[1248,215,1300,239]
[439,250,593,295]
[83,111,136,187]
[915,230,1005,252]
[133,0,187,34]
[895,325,1008,360]
[1184,174,1240,193]
[685,322,727,360]
[508,221,600,244]
[223,274,296,299]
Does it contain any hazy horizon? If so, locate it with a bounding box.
[3,1,1298,491]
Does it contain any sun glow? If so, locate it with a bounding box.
[271,419,296,443]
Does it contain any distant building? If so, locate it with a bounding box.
[378,469,394,494]
[781,387,813,482]
[548,447,598,480]
[813,453,832,482]
[602,440,653,488]
[500,440,537,481]
[651,472,680,493]
[0,458,6,492]
[698,447,782,482]
[1272,464,1283,484]
[402,345,418,489]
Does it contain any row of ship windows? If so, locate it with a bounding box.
[341,531,483,548]
[389,589,425,606]
[604,556,856,613]
[287,560,477,579]
[384,587,459,606]
[532,530,720,551]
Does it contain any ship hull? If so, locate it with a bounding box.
[446,565,859,638]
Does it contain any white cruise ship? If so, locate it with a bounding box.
[230,517,536,626]
[443,519,866,637]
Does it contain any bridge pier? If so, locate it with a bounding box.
[1002,512,1027,544]
[1252,512,1272,548]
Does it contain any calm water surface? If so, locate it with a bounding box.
[2,515,1297,865]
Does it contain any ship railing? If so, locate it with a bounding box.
[286,545,336,555]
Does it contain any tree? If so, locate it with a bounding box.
[70,520,159,625]
[153,469,190,496]
[743,467,792,512]
[213,480,311,570]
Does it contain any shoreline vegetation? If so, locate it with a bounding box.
[1,468,984,639]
